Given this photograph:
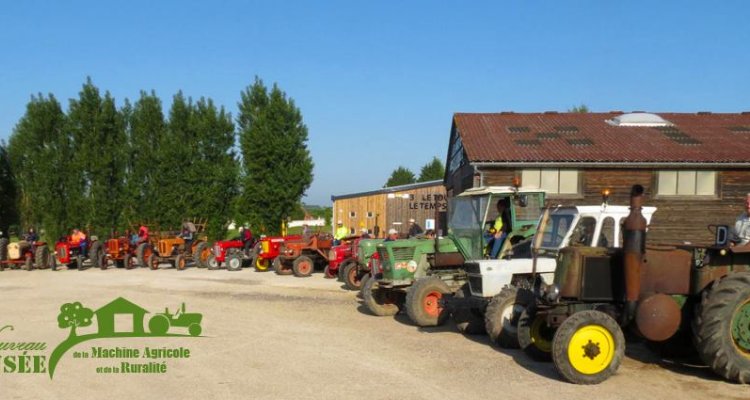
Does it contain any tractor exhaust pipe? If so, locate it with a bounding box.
[622,184,646,323]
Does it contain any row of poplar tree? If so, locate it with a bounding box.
[0,77,314,241]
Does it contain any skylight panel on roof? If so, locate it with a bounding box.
[554,126,579,133]
[606,112,672,127]
[566,138,593,146]
[536,132,560,140]
[514,139,541,147]
[728,126,750,132]
[507,126,530,133]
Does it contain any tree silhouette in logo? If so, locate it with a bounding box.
[57,302,94,338]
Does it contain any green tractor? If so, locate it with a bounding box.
[519,185,750,384]
[363,186,546,327]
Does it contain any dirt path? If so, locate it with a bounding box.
[0,266,747,399]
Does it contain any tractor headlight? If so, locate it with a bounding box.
[545,284,560,302]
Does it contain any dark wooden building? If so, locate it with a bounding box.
[445,111,750,244]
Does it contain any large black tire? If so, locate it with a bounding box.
[124,253,137,270]
[405,276,452,327]
[338,259,354,281]
[343,262,363,291]
[518,308,554,361]
[363,274,402,316]
[226,253,243,271]
[35,246,50,269]
[136,243,151,267]
[292,256,314,277]
[273,258,292,275]
[175,254,187,270]
[195,242,210,268]
[0,238,8,261]
[552,310,625,385]
[485,286,534,348]
[453,284,486,335]
[90,241,103,268]
[693,272,750,383]
[323,265,336,279]
[148,254,159,270]
[23,254,33,271]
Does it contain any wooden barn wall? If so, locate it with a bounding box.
[477,168,750,244]
[332,184,447,238]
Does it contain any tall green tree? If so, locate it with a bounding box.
[0,142,18,235]
[66,78,127,236]
[385,166,416,187]
[7,94,70,240]
[237,77,314,235]
[418,157,445,182]
[568,104,589,113]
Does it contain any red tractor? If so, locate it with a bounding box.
[275,234,335,277]
[254,234,302,272]
[206,238,257,271]
[326,241,354,279]
[103,235,138,270]
[54,235,104,270]
[0,238,51,270]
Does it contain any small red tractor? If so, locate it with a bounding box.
[326,241,353,279]
[54,234,104,270]
[206,237,257,271]
[103,234,138,270]
[0,238,51,270]
[275,234,334,277]
[254,234,302,272]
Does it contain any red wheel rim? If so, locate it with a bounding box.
[423,291,443,317]
[299,261,312,274]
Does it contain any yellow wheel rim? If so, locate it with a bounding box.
[530,315,553,353]
[567,324,616,375]
[256,258,269,271]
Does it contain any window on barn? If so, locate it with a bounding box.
[349,211,356,218]
[657,171,716,196]
[521,169,580,195]
[367,211,374,218]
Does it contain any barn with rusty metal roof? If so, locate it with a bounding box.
[444,111,750,243]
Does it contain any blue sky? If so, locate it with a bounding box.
[2,1,749,205]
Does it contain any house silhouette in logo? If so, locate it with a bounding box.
[94,297,149,336]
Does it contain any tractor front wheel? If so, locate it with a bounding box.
[274,258,292,275]
[124,254,137,270]
[226,253,242,271]
[323,265,336,279]
[292,256,314,277]
[552,310,624,385]
[148,254,159,270]
[207,254,220,270]
[343,263,363,291]
[693,272,750,383]
[363,275,402,316]
[518,308,554,361]
[405,276,451,327]
[453,283,486,335]
[485,286,534,348]
[254,257,270,272]
[136,243,152,268]
[175,254,187,271]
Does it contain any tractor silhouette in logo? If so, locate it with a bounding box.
[148,303,202,336]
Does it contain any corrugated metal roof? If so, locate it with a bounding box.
[454,112,750,164]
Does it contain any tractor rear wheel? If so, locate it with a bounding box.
[552,310,624,385]
[453,283,486,335]
[149,315,170,335]
[0,238,8,261]
[693,272,750,383]
[363,275,402,316]
[35,246,50,269]
[75,255,84,270]
[485,286,534,348]
[405,276,451,327]
[518,308,554,361]
[148,254,159,270]
[23,254,33,271]
[195,242,210,268]
[207,254,219,270]
[90,241,103,269]
[343,263,363,291]
[136,243,152,268]
[274,258,292,275]
[254,256,270,272]
[337,260,352,281]
[175,254,187,270]
[226,253,242,271]
[124,254,137,270]
[292,256,314,277]
[323,265,336,279]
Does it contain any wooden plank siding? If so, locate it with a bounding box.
[476,168,748,244]
[332,183,447,238]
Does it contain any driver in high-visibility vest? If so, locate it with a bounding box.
[334,220,349,245]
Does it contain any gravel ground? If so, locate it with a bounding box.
[0,265,748,400]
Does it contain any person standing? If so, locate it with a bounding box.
[407,218,423,238]
[732,193,750,246]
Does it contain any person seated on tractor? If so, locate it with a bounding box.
[407,218,423,238]
[137,225,149,244]
[334,221,349,246]
[487,198,512,259]
[241,226,254,254]
[180,226,194,255]
[575,218,608,247]
[72,229,88,258]
[384,228,399,242]
[423,229,436,239]
[24,227,38,243]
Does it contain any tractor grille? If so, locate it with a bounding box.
[262,241,270,253]
[391,247,415,262]
[464,262,481,274]
[468,276,483,295]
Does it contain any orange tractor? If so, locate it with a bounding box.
[145,219,211,270]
